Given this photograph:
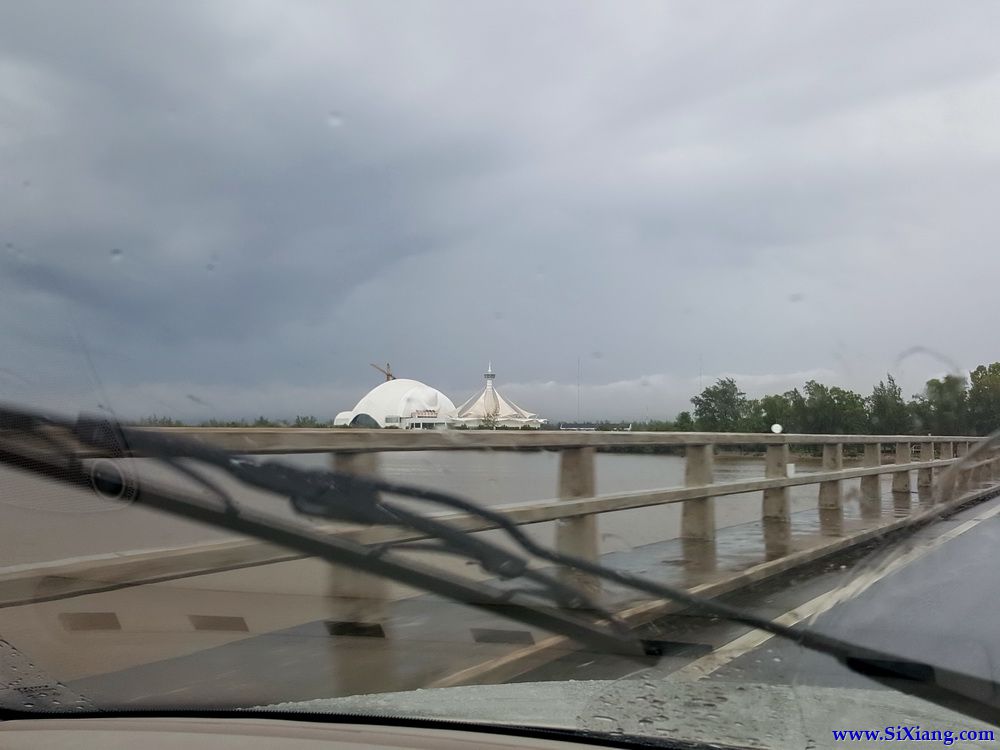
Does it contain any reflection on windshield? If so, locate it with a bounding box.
[4,1,1000,747]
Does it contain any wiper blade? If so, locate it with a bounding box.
[2,404,1000,726]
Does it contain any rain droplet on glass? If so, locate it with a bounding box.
[110,248,124,262]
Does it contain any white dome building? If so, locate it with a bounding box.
[334,378,457,429]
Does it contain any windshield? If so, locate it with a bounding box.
[4,2,1000,748]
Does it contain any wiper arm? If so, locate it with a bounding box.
[3,404,1000,726]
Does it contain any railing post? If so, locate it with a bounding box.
[860,442,881,519]
[918,441,935,488]
[955,442,970,495]
[762,444,791,559]
[932,442,951,503]
[329,452,387,623]
[818,442,844,535]
[334,451,379,476]
[682,445,715,540]
[682,444,717,572]
[819,443,843,509]
[892,441,911,496]
[763,444,790,520]
[969,442,985,486]
[916,441,935,505]
[891,441,912,515]
[979,448,994,485]
[939,441,953,464]
[974,457,986,486]
[556,447,600,596]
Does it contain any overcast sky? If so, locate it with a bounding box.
[3,1,1000,422]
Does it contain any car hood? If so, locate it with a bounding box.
[261,678,997,749]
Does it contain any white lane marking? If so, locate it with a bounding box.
[670,501,1000,681]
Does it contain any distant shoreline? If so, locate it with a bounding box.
[597,447,849,463]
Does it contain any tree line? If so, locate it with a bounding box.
[137,415,338,428]
[631,362,1000,436]
[135,361,1000,436]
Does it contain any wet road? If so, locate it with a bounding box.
[525,494,1000,694]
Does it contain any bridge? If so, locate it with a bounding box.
[1,428,999,707]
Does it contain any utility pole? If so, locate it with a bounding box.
[576,357,581,423]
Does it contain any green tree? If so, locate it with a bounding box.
[691,378,748,431]
[907,395,931,435]
[801,381,835,433]
[867,375,911,434]
[740,398,768,433]
[673,410,695,431]
[785,389,808,431]
[912,375,968,435]
[137,415,185,427]
[642,419,674,431]
[832,387,868,434]
[759,393,798,432]
[293,415,324,428]
[595,421,634,431]
[796,381,867,434]
[968,363,1000,435]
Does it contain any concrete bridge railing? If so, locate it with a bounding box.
[146,429,998,586]
[4,429,999,613]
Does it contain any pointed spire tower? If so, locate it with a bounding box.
[452,363,544,429]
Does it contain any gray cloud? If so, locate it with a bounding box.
[3,0,1000,422]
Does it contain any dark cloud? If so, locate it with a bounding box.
[3,0,1000,421]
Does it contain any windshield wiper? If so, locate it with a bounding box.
[2,403,999,726]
